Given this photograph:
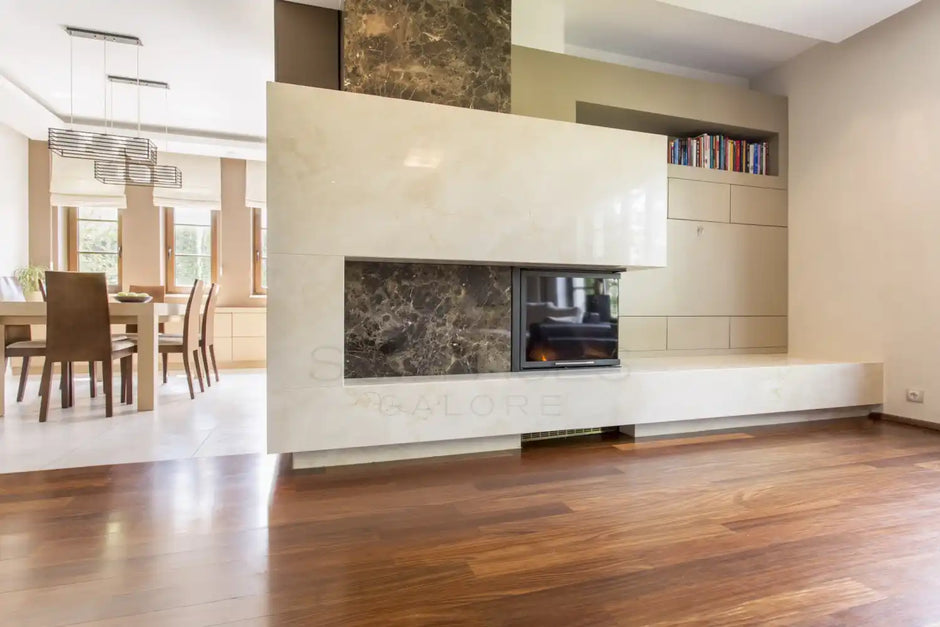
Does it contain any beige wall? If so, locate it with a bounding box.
[752,0,935,420]
[218,158,257,307]
[512,46,788,178]
[512,46,789,355]
[0,124,29,276]
[27,139,51,269]
[122,184,162,288]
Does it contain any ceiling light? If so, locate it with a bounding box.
[94,161,182,188]
[50,26,158,164]
[49,128,157,164]
[107,75,169,90]
[64,26,141,46]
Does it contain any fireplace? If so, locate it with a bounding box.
[512,269,620,371]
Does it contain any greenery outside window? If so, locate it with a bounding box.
[68,207,122,288]
[165,207,219,292]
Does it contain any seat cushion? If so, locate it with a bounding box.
[5,339,45,350]
[158,335,184,346]
[111,339,137,353]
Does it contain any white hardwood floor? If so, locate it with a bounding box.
[0,368,266,474]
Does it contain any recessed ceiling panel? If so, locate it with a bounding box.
[656,0,922,42]
[565,0,818,78]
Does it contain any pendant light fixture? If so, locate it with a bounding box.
[93,74,182,188]
[48,26,158,165]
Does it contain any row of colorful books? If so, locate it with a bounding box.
[668,134,769,175]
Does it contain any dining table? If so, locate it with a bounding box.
[0,300,186,416]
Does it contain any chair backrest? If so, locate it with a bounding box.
[44,271,113,361]
[201,283,219,344]
[128,284,166,303]
[125,284,167,333]
[38,279,47,302]
[182,280,205,352]
[0,277,30,346]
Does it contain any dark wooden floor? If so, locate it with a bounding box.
[3,418,940,625]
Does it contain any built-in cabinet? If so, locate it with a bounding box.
[164,307,266,367]
[620,167,788,355]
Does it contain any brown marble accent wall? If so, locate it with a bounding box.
[345,261,512,378]
[343,0,511,113]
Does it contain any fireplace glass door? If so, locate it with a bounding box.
[513,270,620,370]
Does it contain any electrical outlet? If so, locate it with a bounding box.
[906,389,925,404]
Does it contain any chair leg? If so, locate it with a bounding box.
[120,358,126,404]
[124,356,133,405]
[16,356,30,402]
[102,360,113,418]
[69,362,75,408]
[201,344,211,388]
[89,361,97,398]
[162,352,168,384]
[60,362,69,409]
[182,352,195,400]
[39,360,53,422]
[209,345,219,382]
[193,350,205,393]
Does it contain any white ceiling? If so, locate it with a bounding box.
[0,0,272,157]
[565,0,820,79]
[657,0,922,43]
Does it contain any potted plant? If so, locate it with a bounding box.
[14,265,46,301]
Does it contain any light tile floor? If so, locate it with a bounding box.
[0,368,266,474]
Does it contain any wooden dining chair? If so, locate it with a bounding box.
[38,272,137,422]
[0,277,46,402]
[200,283,220,387]
[38,277,98,399]
[158,280,205,399]
[125,284,167,335]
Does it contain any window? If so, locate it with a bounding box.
[252,207,267,295]
[165,207,219,292]
[68,207,122,288]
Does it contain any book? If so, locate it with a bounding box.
[668,134,769,175]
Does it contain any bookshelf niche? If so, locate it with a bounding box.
[575,102,780,178]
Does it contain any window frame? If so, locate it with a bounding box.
[164,207,220,294]
[252,207,267,296]
[67,206,124,289]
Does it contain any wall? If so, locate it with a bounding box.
[752,0,936,420]
[266,82,667,457]
[273,0,340,89]
[0,124,28,275]
[345,261,512,378]
[343,0,511,112]
[513,46,790,356]
[27,139,50,269]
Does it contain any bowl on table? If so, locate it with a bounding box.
[114,292,153,303]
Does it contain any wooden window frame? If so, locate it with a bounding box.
[252,207,267,296]
[67,206,124,289]
[164,207,220,293]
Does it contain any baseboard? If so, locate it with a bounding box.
[621,406,877,438]
[871,412,940,432]
[292,435,522,470]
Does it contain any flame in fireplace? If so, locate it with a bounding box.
[530,346,557,363]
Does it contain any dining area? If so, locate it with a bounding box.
[0,272,222,421]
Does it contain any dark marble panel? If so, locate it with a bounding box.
[343,0,511,113]
[345,262,512,378]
